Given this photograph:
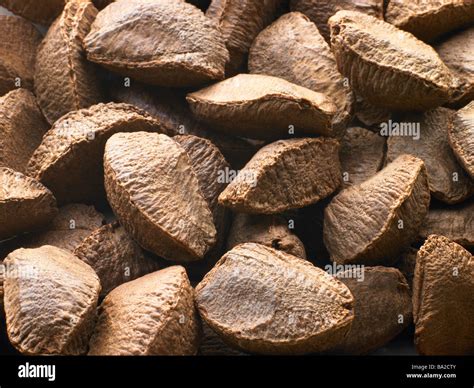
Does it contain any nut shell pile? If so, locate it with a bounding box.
[0,0,473,357]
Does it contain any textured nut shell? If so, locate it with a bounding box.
[206,0,282,75]
[386,0,474,42]
[26,103,163,204]
[219,138,342,214]
[0,0,66,24]
[104,132,217,262]
[187,74,337,140]
[88,266,200,355]
[289,0,383,42]
[396,247,418,289]
[334,267,412,355]
[174,135,230,259]
[448,101,474,178]
[84,0,229,87]
[0,15,42,96]
[436,27,474,106]
[354,94,391,127]
[248,12,353,134]
[4,245,100,355]
[324,155,430,265]
[340,126,385,187]
[329,11,454,111]
[195,243,354,354]
[35,0,103,125]
[413,235,474,355]
[110,82,258,169]
[199,320,246,356]
[74,222,162,298]
[226,213,307,259]
[0,167,58,240]
[387,108,473,204]
[23,204,105,252]
[419,201,474,248]
[0,89,49,174]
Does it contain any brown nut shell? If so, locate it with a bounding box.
[3,245,100,355]
[0,0,66,24]
[35,0,103,124]
[0,167,58,240]
[206,0,282,75]
[448,101,474,179]
[0,89,49,174]
[88,266,200,355]
[22,203,105,252]
[26,103,163,205]
[436,27,474,106]
[74,222,162,298]
[413,235,474,355]
[329,11,455,111]
[340,126,385,187]
[187,74,338,140]
[386,108,474,204]
[104,132,217,262]
[226,213,307,259]
[334,267,412,355]
[219,138,342,214]
[248,12,353,134]
[0,15,42,96]
[84,0,229,87]
[324,155,430,265]
[195,243,354,354]
[289,0,383,42]
[419,201,474,248]
[386,0,474,42]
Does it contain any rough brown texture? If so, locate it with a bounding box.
[396,247,418,289]
[248,12,353,134]
[0,89,49,174]
[84,0,229,87]
[290,0,383,42]
[195,243,354,354]
[104,132,217,262]
[199,320,245,356]
[354,94,391,127]
[324,155,430,265]
[0,0,66,24]
[0,15,42,96]
[22,204,105,252]
[226,213,306,258]
[74,222,162,298]
[26,103,163,205]
[206,0,282,75]
[340,126,385,187]
[334,267,412,355]
[35,0,103,125]
[219,138,342,214]
[329,11,455,111]
[386,0,474,42]
[419,201,474,248]
[110,82,258,169]
[0,167,58,241]
[448,101,474,178]
[387,108,473,204]
[187,74,338,140]
[3,245,100,355]
[175,135,230,264]
[436,27,474,106]
[413,235,474,355]
[89,266,201,355]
